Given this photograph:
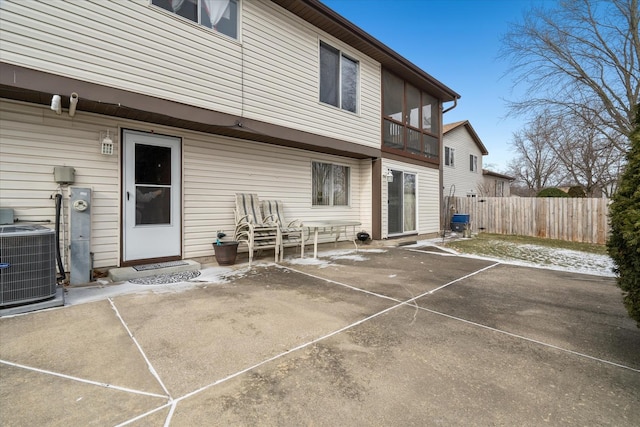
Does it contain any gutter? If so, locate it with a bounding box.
[442,98,458,114]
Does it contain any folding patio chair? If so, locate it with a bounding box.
[261,199,304,260]
[234,193,281,266]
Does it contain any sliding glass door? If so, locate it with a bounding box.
[388,170,416,235]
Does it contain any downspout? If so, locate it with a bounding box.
[442,98,458,114]
[440,98,458,234]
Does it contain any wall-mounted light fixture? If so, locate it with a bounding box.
[51,95,62,115]
[383,168,394,182]
[68,92,79,117]
[99,130,115,155]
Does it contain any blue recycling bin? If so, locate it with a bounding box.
[451,214,470,232]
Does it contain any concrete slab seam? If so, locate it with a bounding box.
[0,359,168,399]
[108,298,173,400]
[286,264,640,374]
[406,248,458,257]
[151,292,426,426]
[417,306,640,373]
[114,402,173,427]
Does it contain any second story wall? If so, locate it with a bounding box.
[242,1,381,149]
[443,125,485,197]
[0,0,381,149]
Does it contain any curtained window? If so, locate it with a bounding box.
[152,0,238,39]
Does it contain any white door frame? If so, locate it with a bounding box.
[122,129,182,262]
[387,169,417,236]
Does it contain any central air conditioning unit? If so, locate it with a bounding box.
[0,225,57,307]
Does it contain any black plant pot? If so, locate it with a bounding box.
[213,241,239,266]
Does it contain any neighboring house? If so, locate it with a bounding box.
[0,0,459,271]
[442,121,488,198]
[481,170,513,197]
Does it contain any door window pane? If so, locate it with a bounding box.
[135,144,171,185]
[387,170,403,234]
[136,186,170,225]
[404,173,416,232]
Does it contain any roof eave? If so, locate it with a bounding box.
[271,0,460,101]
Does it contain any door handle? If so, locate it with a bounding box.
[127,191,130,201]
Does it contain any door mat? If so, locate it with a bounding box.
[132,261,188,271]
[129,270,201,285]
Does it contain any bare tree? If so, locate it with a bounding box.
[549,109,626,196]
[501,0,640,149]
[507,112,565,193]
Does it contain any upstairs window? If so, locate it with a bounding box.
[470,155,478,172]
[312,161,350,206]
[152,0,238,39]
[319,42,359,113]
[445,147,455,167]
[382,69,440,162]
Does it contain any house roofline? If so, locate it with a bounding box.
[483,169,515,181]
[443,120,489,155]
[272,0,460,102]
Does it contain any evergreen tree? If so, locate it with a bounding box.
[607,104,640,327]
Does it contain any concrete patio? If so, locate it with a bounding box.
[1,244,638,426]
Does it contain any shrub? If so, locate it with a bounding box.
[607,103,640,327]
[567,186,586,197]
[537,187,569,197]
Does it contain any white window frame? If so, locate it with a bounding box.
[319,41,359,113]
[445,146,455,167]
[312,161,351,206]
[470,154,478,173]
[150,0,240,40]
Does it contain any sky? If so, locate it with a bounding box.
[321,0,550,173]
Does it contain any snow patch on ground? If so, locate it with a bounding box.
[65,266,252,306]
[407,239,615,278]
[286,248,387,267]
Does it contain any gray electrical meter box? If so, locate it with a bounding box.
[54,166,75,184]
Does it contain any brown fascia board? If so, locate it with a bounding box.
[443,120,489,155]
[0,63,379,160]
[483,169,515,181]
[272,0,460,102]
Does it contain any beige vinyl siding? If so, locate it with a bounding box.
[0,0,381,149]
[182,135,368,258]
[0,0,244,115]
[242,0,381,148]
[380,159,440,238]
[442,126,484,197]
[0,101,121,269]
[0,100,371,268]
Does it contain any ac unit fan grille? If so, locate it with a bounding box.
[0,227,57,306]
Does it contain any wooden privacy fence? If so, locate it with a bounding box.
[443,196,610,245]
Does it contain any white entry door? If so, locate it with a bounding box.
[123,130,181,262]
